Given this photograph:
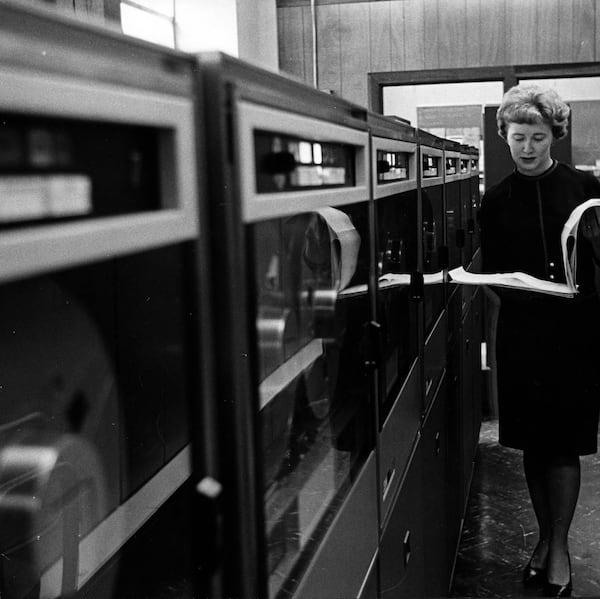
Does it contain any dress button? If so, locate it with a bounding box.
[550,274,555,280]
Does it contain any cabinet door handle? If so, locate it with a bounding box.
[425,377,433,396]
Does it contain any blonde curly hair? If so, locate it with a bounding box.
[496,84,570,140]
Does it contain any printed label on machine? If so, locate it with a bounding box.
[0,175,92,222]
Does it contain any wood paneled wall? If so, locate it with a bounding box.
[277,0,600,107]
[29,0,119,25]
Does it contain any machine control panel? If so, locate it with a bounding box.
[254,131,355,192]
[0,113,162,227]
[422,154,440,178]
[445,156,458,176]
[376,150,409,183]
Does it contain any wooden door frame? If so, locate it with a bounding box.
[368,62,600,113]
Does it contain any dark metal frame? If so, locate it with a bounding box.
[368,62,600,114]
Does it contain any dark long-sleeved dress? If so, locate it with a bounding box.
[480,161,600,455]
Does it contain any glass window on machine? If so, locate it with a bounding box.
[377,150,409,183]
[250,197,372,598]
[0,113,162,227]
[254,131,355,192]
[445,156,458,175]
[422,154,439,178]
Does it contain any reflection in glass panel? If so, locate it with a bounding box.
[250,202,373,599]
[0,244,195,599]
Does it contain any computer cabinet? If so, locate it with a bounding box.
[197,52,379,599]
[379,440,425,599]
[372,117,483,597]
[0,5,215,599]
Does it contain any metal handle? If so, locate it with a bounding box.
[425,376,433,396]
[382,466,396,501]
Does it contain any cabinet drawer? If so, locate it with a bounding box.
[423,310,447,410]
[379,446,424,599]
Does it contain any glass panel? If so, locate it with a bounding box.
[0,113,162,228]
[251,200,373,599]
[376,150,410,183]
[422,181,445,334]
[254,132,355,192]
[0,244,197,599]
[519,77,600,178]
[446,177,461,269]
[375,188,419,420]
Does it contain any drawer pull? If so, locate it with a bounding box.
[382,466,396,501]
[425,377,433,396]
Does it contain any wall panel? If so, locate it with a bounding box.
[464,0,482,67]
[74,0,105,23]
[423,0,439,70]
[277,0,600,112]
[278,6,310,83]
[536,0,559,64]
[370,1,392,72]
[506,0,537,65]
[573,0,596,62]
[558,1,575,62]
[597,1,600,60]
[403,0,426,70]
[302,6,316,85]
[479,0,506,66]
[390,0,406,71]
[340,2,371,105]
[316,4,342,94]
[438,0,467,68]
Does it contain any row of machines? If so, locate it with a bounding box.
[201,56,484,599]
[0,2,484,598]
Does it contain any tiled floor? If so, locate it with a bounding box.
[450,421,600,598]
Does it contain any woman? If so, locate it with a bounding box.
[479,84,600,598]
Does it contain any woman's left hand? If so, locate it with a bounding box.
[581,206,600,265]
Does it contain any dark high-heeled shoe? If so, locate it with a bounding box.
[544,555,572,597]
[523,559,546,586]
